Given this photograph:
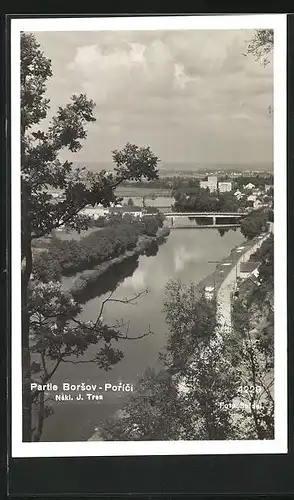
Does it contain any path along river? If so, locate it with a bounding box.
[40,228,245,441]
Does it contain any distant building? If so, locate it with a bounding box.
[204,285,215,300]
[200,180,209,190]
[80,205,107,220]
[237,274,260,299]
[109,205,142,218]
[247,194,257,202]
[239,261,260,280]
[208,176,218,187]
[244,182,255,190]
[264,184,273,192]
[218,181,232,193]
[253,200,262,209]
[234,190,243,200]
[200,176,218,193]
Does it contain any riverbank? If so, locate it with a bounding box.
[216,229,273,332]
[195,228,272,297]
[88,230,253,442]
[68,227,170,298]
[39,228,245,442]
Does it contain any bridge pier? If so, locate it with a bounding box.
[213,215,216,225]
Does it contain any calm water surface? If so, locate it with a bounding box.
[41,228,244,441]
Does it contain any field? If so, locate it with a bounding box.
[115,187,172,198]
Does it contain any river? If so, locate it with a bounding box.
[40,228,244,441]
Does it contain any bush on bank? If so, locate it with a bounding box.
[33,216,165,282]
[240,209,270,240]
[70,226,170,298]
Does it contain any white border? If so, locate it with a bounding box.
[11,14,287,458]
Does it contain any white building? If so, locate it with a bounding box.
[80,205,107,220]
[200,176,218,193]
[218,181,232,193]
[244,182,255,190]
[204,285,215,300]
[109,205,143,218]
[239,262,260,280]
[234,190,243,200]
[253,200,262,209]
[200,180,209,190]
[208,176,218,190]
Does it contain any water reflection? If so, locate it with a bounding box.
[72,242,161,303]
[42,228,244,441]
[72,255,140,304]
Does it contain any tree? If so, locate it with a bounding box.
[240,210,269,240]
[228,233,274,439]
[230,297,274,439]
[21,32,160,441]
[145,206,159,215]
[218,192,239,212]
[33,222,143,280]
[100,276,274,441]
[100,282,240,441]
[161,280,218,371]
[144,241,159,257]
[126,198,134,206]
[244,29,274,123]
[139,214,164,237]
[244,29,274,66]
[99,368,184,440]
[29,283,152,441]
[172,187,241,214]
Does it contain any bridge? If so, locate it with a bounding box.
[163,212,248,229]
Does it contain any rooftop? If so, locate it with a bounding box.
[240,261,260,273]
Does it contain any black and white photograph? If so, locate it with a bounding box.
[11,15,287,457]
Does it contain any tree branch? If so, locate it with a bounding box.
[31,356,63,402]
[72,289,150,331]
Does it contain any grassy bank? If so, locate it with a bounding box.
[33,215,167,282]
[70,227,170,298]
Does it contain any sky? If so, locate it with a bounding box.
[31,29,273,167]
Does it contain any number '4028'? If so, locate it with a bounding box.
[237,385,262,394]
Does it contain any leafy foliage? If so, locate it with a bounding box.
[33,224,141,280]
[230,299,274,439]
[125,198,134,206]
[140,213,164,237]
[100,368,183,440]
[234,174,273,190]
[240,210,269,240]
[101,274,274,441]
[172,187,241,213]
[161,280,218,371]
[99,282,238,441]
[245,29,274,66]
[33,215,164,281]
[21,33,159,245]
[21,32,161,441]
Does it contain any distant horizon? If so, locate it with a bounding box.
[74,160,272,165]
[72,160,273,172]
